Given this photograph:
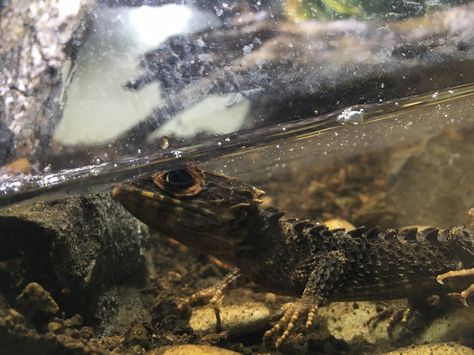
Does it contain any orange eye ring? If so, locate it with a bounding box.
[153,165,204,197]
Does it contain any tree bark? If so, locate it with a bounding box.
[0,0,95,166]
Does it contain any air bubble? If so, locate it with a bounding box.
[336,108,365,125]
[243,44,253,55]
[172,150,183,158]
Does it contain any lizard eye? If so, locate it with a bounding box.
[163,169,195,189]
[153,166,204,196]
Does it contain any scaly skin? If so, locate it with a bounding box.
[112,165,474,347]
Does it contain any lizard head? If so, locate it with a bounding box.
[112,165,265,258]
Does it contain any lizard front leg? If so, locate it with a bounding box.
[264,251,348,348]
[178,269,241,310]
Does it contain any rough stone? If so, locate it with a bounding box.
[189,302,271,336]
[149,344,240,355]
[382,342,474,355]
[418,307,474,344]
[0,193,150,332]
[15,282,59,322]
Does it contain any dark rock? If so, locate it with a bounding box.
[15,282,59,325]
[0,193,150,330]
[123,320,152,349]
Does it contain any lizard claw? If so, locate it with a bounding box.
[448,292,470,307]
[264,299,318,348]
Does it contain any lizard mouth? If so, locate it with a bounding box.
[111,183,184,207]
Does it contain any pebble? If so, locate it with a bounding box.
[189,302,270,335]
[15,282,59,321]
[381,342,474,355]
[318,300,405,344]
[149,344,239,355]
[324,218,356,231]
[418,306,474,344]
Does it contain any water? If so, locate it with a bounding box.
[1,83,473,210]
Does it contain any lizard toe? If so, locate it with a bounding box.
[177,287,220,310]
[264,299,318,348]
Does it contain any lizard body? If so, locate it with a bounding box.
[112,165,474,346]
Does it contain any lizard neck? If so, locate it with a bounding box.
[228,207,302,296]
[229,207,287,262]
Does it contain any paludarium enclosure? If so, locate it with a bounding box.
[1,0,474,354]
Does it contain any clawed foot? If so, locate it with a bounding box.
[367,305,413,335]
[436,268,474,307]
[263,298,319,348]
[177,269,240,310]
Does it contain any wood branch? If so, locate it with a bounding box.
[0,0,95,167]
[123,2,474,143]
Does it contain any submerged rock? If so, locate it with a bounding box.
[0,193,150,333]
[150,344,239,355]
[418,307,474,344]
[382,342,474,355]
[189,302,271,335]
[15,282,59,323]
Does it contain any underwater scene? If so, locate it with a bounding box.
[1,1,474,354]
